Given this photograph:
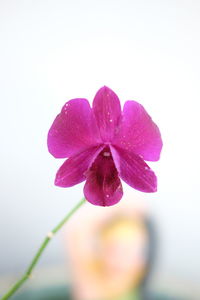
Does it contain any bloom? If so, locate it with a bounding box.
[48,86,162,206]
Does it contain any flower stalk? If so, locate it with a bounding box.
[0,198,86,300]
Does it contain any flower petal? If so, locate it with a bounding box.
[92,86,121,142]
[111,146,157,193]
[84,148,123,206]
[55,146,104,187]
[48,98,101,158]
[113,101,162,161]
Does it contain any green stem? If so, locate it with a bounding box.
[1,198,86,300]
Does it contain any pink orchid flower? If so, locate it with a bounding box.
[48,86,162,206]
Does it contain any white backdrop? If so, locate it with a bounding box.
[0,0,200,298]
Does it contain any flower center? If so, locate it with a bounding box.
[103,151,111,157]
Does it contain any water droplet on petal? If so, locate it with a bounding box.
[106,194,110,198]
[109,119,113,122]
[64,104,69,111]
[145,166,148,170]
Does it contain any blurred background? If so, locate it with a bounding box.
[0,0,200,299]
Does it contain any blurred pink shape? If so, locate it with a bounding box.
[64,194,149,300]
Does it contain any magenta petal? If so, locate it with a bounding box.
[111,146,157,193]
[92,86,121,142]
[113,101,162,161]
[55,146,103,187]
[84,148,123,206]
[48,98,101,158]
